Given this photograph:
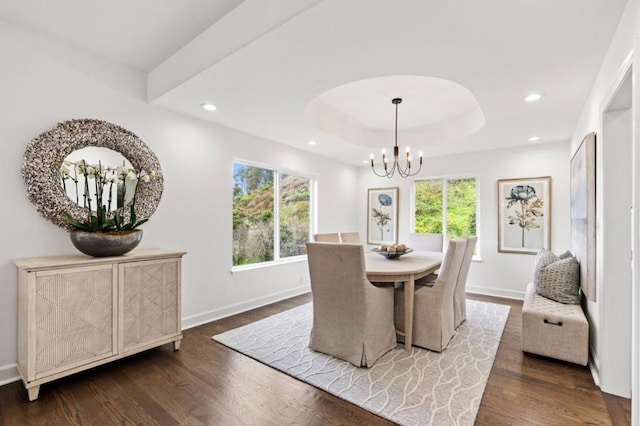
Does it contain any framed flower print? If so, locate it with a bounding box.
[497,176,551,254]
[367,187,399,245]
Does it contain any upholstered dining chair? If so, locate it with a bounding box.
[313,232,340,243]
[407,232,444,252]
[394,238,467,352]
[409,232,444,286]
[306,242,396,367]
[339,231,361,243]
[453,236,477,329]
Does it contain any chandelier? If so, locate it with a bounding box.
[370,98,423,178]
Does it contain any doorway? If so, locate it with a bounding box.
[598,62,633,402]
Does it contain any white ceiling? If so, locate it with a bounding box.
[304,75,485,151]
[0,0,629,166]
[0,0,243,72]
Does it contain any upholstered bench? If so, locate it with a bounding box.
[521,283,589,365]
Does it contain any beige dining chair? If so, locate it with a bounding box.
[409,232,444,286]
[313,232,340,243]
[339,232,361,243]
[306,242,396,367]
[407,232,444,252]
[394,238,467,352]
[453,236,477,329]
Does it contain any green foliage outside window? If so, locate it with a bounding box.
[279,174,310,258]
[446,178,477,239]
[233,164,310,266]
[414,179,443,234]
[414,178,476,241]
[233,165,274,265]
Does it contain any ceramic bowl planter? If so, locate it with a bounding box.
[70,229,142,257]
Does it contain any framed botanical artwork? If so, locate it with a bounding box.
[367,187,399,245]
[497,176,551,254]
[571,132,596,301]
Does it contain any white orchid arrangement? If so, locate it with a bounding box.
[60,159,155,232]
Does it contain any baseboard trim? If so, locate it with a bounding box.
[467,285,525,300]
[589,344,601,388]
[181,285,311,330]
[0,363,19,386]
[182,283,523,330]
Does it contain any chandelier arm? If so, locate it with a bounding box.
[370,158,395,178]
[399,162,422,178]
[395,150,411,176]
[371,164,393,178]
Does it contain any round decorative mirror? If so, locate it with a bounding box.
[22,119,163,230]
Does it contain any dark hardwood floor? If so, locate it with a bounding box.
[0,293,631,425]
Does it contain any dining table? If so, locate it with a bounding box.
[365,250,443,349]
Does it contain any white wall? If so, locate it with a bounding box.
[0,19,358,384]
[357,141,571,299]
[569,0,639,403]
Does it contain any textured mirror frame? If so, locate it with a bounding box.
[22,118,163,230]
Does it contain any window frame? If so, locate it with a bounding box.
[231,159,315,272]
[411,174,481,259]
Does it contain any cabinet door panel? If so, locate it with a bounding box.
[34,265,116,378]
[121,259,180,352]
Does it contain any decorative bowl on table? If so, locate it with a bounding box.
[371,245,413,259]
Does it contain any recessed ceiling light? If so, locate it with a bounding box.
[362,159,369,164]
[201,102,217,111]
[528,136,541,142]
[308,140,317,146]
[524,93,542,102]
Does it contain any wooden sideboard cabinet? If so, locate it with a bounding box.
[13,249,186,401]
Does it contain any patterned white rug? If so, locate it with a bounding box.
[213,300,510,426]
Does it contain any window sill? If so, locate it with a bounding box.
[231,255,307,274]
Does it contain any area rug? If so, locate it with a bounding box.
[212,300,510,426]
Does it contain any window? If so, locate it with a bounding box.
[414,177,477,243]
[233,162,311,267]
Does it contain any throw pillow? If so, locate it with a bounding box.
[533,249,571,286]
[533,248,580,304]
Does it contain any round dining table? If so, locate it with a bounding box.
[365,250,443,349]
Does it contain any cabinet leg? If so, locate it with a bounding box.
[27,386,40,401]
[173,340,181,351]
